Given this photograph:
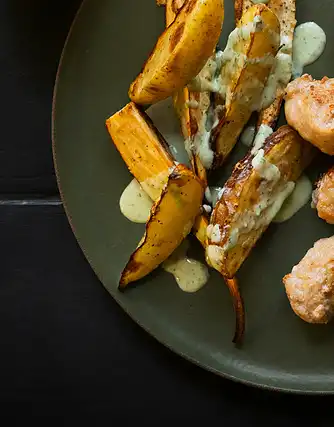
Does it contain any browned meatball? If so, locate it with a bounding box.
[283,236,334,324]
[313,167,334,225]
[285,75,334,155]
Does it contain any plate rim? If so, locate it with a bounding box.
[51,0,334,395]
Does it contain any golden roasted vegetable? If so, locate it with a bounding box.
[213,4,280,166]
[206,125,315,279]
[129,0,224,105]
[106,102,174,201]
[120,164,203,286]
[235,0,296,130]
[107,103,204,286]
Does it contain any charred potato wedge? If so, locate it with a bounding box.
[106,102,174,201]
[120,164,203,286]
[129,0,224,105]
[235,0,296,130]
[213,4,280,166]
[207,126,315,278]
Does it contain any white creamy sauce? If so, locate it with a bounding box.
[146,98,190,166]
[186,52,225,170]
[185,100,199,109]
[211,224,222,244]
[292,22,326,79]
[185,115,214,170]
[222,181,295,252]
[240,125,256,147]
[274,175,312,223]
[202,204,212,214]
[189,16,264,101]
[259,32,293,111]
[206,244,225,271]
[261,52,292,109]
[209,152,296,255]
[251,124,273,154]
[162,240,209,293]
[188,51,223,94]
[219,17,265,104]
[252,149,280,180]
[195,124,214,169]
[120,179,153,223]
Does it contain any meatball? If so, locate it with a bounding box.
[283,236,334,324]
[285,75,334,155]
[313,167,334,225]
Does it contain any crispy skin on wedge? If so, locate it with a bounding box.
[106,102,174,201]
[129,0,224,105]
[213,4,280,167]
[207,126,315,278]
[235,0,296,130]
[120,164,203,287]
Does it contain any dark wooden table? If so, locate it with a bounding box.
[1,0,333,422]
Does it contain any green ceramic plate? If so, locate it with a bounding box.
[53,0,334,393]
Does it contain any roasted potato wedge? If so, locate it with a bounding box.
[235,0,296,130]
[206,125,315,278]
[106,102,174,201]
[212,4,280,166]
[129,0,224,105]
[120,164,203,286]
